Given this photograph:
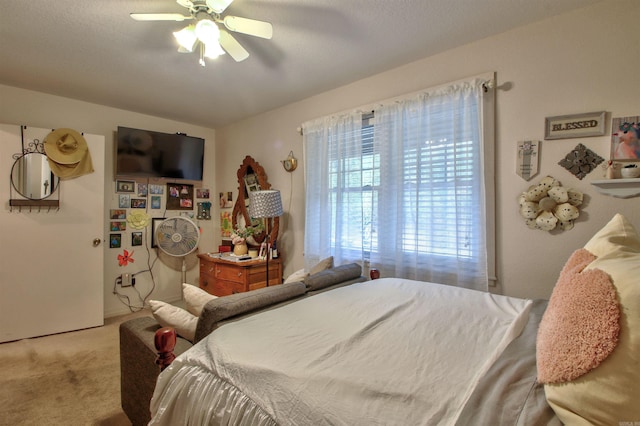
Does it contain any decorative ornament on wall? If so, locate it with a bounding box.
[127,211,151,229]
[558,143,604,180]
[516,140,540,181]
[518,176,584,232]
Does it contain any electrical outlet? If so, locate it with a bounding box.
[121,273,132,287]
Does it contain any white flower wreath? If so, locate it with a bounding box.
[518,176,583,232]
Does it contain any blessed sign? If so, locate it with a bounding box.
[545,111,606,140]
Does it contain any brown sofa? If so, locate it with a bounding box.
[119,263,367,426]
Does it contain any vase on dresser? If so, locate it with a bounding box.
[233,243,248,256]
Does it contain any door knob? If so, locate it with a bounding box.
[93,238,102,247]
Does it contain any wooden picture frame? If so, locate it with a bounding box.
[544,111,606,140]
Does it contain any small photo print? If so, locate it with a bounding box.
[110,221,127,231]
[611,116,640,161]
[116,180,135,193]
[151,196,162,209]
[197,188,210,199]
[150,184,164,195]
[132,232,143,246]
[219,191,233,208]
[180,198,193,208]
[137,183,148,197]
[110,209,127,220]
[110,233,122,248]
[119,194,131,208]
[131,198,147,209]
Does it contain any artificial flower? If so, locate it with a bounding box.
[127,211,150,230]
[118,249,135,266]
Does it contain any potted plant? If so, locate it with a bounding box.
[231,223,264,256]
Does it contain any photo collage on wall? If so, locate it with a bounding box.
[110,180,210,249]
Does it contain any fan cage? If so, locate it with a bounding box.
[156,217,200,257]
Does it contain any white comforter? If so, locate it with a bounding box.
[150,278,532,425]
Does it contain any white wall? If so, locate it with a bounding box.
[0,86,217,317]
[215,0,640,300]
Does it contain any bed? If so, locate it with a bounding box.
[148,214,640,425]
[149,277,559,425]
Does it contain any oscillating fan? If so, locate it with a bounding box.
[155,217,201,284]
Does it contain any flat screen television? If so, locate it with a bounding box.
[115,126,205,181]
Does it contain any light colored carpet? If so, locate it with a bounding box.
[0,309,152,426]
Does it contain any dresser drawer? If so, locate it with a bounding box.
[211,280,245,296]
[215,263,246,283]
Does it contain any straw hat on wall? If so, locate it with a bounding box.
[43,128,94,179]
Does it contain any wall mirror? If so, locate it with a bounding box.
[232,156,279,245]
[11,152,59,200]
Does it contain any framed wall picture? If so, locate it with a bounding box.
[132,232,143,246]
[131,198,147,209]
[610,116,640,161]
[116,180,135,193]
[151,217,166,248]
[109,233,122,248]
[544,111,606,140]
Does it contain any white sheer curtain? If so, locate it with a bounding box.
[303,77,490,291]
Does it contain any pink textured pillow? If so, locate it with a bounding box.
[536,248,620,384]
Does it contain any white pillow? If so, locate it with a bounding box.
[285,256,335,283]
[183,283,217,317]
[310,256,334,275]
[149,300,197,342]
[284,268,308,284]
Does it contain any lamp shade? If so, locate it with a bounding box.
[249,190,283,218]
[173,25,197,51]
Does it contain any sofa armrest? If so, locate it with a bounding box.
[194,281,307,343]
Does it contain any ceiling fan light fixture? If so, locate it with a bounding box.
[173,25,197,51]
[195,19,220,44]
[204,41,225,59]
[205,0,233,14]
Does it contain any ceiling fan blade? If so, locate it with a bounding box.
[219,29,249,62]
[222,16,273,39]
[176,0,194,8]
[130,13,192,21]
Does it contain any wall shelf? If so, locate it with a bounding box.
[591,178,640,198]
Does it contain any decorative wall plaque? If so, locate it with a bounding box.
[558,143,604,180]
[516,140,539,181]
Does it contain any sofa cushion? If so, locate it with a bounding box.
[304,263,362,291]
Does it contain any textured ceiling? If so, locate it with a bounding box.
[0,0,599,128]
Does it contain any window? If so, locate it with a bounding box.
[303,76,494,291]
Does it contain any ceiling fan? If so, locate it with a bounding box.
[131,0,273,65]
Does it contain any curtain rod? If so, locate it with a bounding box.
[297,72,495,136]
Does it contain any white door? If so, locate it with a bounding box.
[0,124,105,343]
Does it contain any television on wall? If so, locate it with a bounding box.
[115,126,205,181]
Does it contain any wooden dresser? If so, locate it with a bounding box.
[197,253,283,296]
